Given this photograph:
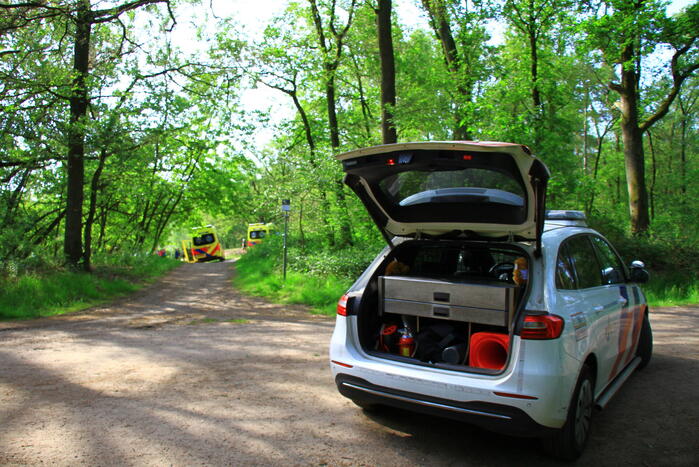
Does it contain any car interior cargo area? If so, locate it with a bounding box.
[357,241,529,373]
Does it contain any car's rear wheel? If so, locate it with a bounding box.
[636,311,653,370]
[542,364,594,460]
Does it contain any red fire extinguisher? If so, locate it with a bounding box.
[398,318,415,357]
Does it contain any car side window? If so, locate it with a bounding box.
[590,236,626,285]
[564,236,603,289]
[555,242,577,290]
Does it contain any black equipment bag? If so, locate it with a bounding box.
[414,323,466,363]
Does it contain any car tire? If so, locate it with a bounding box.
[542,364,594,460]
[636,311,653,370]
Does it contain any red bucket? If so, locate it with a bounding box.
[469,332,510,370]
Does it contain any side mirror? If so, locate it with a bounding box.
[629,260,649,284]
[602,266,623,284]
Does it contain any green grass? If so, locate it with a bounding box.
[0,256,181,321]
[233,242,352,315]
[643,273,699,307]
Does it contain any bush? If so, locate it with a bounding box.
[587,220,699,306]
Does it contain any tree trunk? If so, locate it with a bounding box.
[350,52,373,139]
[64,0,92,270]
[647,130,656,220]
[376,0,397,144]
[614,43,649,235]
[297,199,305,249]
[2,167,31,228]
[97,202,109,250]
[528,28,541,109]
[586,116,615,214]
[678,96,688,196]
[421,0,471,140]
[326,73,341,148]
[307,0,356,247]
[322,63,353,247]
[284,82,335,246]
[83,149,108,272]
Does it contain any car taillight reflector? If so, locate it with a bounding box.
[337,294,349,316]
[331,360,353,368]
[521,314,564,339]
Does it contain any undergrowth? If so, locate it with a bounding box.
[0,255,181,321]
[596,226,699,307]
[233,238,359,315]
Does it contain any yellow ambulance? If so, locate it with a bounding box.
[245,223,274,248]
[183,225,225,262]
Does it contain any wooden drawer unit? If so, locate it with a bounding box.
[379,276,516,327]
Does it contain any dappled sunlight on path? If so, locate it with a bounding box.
[1,263,698,465]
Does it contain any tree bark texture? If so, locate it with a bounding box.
[376,0,397,144]
[528,28,541,110]
[614,42,650,235]
[308,0,356,246]
[64,0,92,269]
[83,149,108,272]
[421,0,471,140]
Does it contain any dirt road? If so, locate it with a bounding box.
[1,261,697,466]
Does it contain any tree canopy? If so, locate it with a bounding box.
[1,0,698,273]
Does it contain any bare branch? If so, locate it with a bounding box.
[91,0,170,24]
[640,45,699,132]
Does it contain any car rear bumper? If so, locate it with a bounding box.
[336,373,556,437]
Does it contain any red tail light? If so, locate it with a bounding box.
[337,294,349,316]
[521,314,564,339]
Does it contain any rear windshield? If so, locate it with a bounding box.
[250,230,266,239]
[193,233,215,245]
[344,149,532,225]
[410,244,521,278]
[379,168,525,208]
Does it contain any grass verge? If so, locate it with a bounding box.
[233,242,353,315]
[0,255,181,321]
[603,232,699,307]
[643,273,699,307]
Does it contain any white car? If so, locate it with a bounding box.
[329,141,652,460]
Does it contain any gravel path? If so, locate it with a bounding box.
[0,260,697,466]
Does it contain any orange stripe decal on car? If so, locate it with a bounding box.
[609,287,642,379]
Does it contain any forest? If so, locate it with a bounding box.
[1,0,698,306]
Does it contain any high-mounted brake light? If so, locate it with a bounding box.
[337,294,349,316]
[386,158,396,166]
[462,154,473,160]
[521,314,564,339]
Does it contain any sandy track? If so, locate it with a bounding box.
[0,261,697,466]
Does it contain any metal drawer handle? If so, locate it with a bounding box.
[433,306,450,317]
[434,292,450,302]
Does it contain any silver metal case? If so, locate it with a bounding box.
[379,275,516,327]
